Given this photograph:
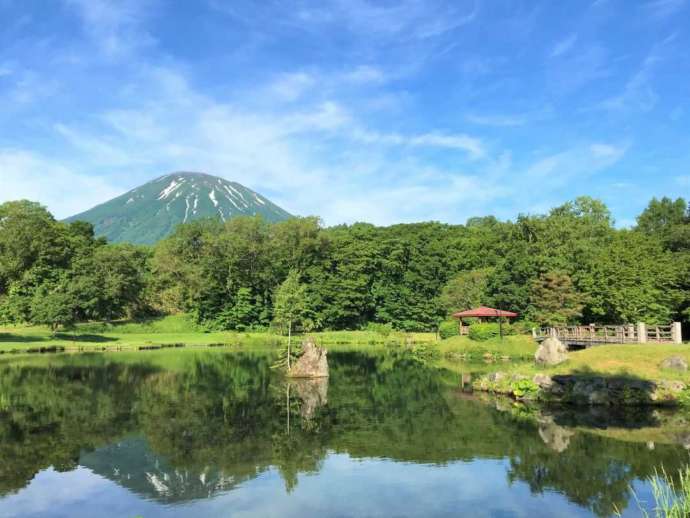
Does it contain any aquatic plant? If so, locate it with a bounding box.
[620,465,690,517]
[644,466,690,517]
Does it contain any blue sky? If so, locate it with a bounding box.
[0,0,688,226]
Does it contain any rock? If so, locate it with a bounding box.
[650,380,686,404]
[533,374,553,389]
[487,372,506,383]
[534,337,569,366]
[537,416,574,453]
[658,380,686,392]
[660,356,688,372]
[291,377,328,420]
[588,390,610,406]
[287,337,329,378]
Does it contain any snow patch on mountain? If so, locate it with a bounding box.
[158,179,182,200]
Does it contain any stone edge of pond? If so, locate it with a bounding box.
[472,371,690,407]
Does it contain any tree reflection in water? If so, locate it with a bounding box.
[0,350,687,516]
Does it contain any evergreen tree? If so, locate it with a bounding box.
[528,271,584,326]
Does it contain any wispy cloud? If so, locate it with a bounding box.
[465,113,527,127]
[342,65,387,85]
[297,0,478,40]
[549,33,578,58]
[596,33,678,114]
[589,142,630,160]
[0,149,121,218]
[269,72,316,102]
[63,0,155,57]
[350,129,485,159]
[643,0,686,18]
[2,0,685,227]
[525,142,628,188]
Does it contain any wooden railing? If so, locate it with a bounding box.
[647,324,674,343]
[533,322,682,345]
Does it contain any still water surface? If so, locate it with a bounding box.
[0,349,688,517]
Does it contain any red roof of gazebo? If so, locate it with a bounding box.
[452,306,518,318]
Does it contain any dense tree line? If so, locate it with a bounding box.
[0,196,688,332]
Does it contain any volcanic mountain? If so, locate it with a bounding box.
[66,172,292,244]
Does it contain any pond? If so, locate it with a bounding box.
[0,349,688,517]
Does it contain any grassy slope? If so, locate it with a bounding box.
[438,335,690,382]
[546,344,690,383]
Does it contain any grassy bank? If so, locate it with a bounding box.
[0,315,438,354]
[483,344,690,384]
[438,335,538,359]
[2,316,687,387]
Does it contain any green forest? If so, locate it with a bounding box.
[0,196,688,332]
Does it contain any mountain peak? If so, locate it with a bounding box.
[66,172,292,244]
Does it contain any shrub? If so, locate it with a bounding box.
[510,320,539,335]
[468,323,499,341]
[438,320,459,339]
[365,322,394,337]
[468,322,516,341]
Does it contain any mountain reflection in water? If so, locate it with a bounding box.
[0,350,688,517]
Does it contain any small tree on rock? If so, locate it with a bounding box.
[273,270,307,369]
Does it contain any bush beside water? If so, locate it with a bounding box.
[468,323,516,341]
[438,320,459,339]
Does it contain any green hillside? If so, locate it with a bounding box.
[65,172,292,244]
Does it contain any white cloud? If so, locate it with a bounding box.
[0,149,122,218]
[465,113,527,127]
[350,129,485,159]
[549,34,578,58]
[644,0,686,18]
[306,0,477,40]
[4,61,629,226]
[342,65,386,85]
[269,72,316,102]
[589,142,629,160]
[525,143,628,187]
[64,0,155,57]
[598,65,658,113]
[597,37,677,114]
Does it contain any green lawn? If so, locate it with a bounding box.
[438,335,538,359]
[544,343,690,383]
[452,342,690,384]
[0,315,438,354]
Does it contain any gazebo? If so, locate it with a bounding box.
[452,306,518,339]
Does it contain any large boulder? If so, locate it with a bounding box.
[660,356,688,372]
[288,337,329,378]
[534,337,569,366]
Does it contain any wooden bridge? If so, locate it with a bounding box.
[532,322,683,348]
